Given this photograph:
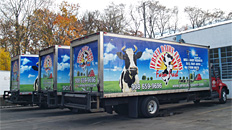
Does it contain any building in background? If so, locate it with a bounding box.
[0,70,10,96]
[158,20,232,99]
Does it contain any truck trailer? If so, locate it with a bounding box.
[33,45,71,108]
[3,54,39,105]
[62,32,229,117]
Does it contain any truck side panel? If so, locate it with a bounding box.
[103,36,210,94]
[11,59,19,91]
[72,40,99,92]
[19,56,39,92]
[57,48,71,92]
[40,53,54,91]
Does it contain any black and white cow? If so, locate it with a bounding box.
[161,52,173,85]
[32,62,39,91]
[117,45,143,92]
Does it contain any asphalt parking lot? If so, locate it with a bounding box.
[0,100,231,130]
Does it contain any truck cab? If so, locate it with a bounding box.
[211,64,229,103]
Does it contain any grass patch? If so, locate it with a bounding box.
[20,84,34,92]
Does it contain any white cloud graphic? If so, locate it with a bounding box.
[20,65,32,73]
[203,69,208,74]
[21,58,31,65]
[140,48,153,61]
[104,66,122,71]
[112,66,122,71]
[28,74,35,78]
[61,55,70,62]
[104,53,117,65]
[58,62,70,71]
[104,43,116,53]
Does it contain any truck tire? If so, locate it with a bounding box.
[219,88,227,104]
[141,96,159,118]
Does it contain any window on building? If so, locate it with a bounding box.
[221,46,232,79]
[210,48,220,77]
[210,46,232,79]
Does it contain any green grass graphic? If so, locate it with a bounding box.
[20,84,34,92]
[103,79,209,93]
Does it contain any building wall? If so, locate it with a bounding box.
[159,21,232,99]
[0,71,10,96]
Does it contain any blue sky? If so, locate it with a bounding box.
[103,36,209,81]
[20,56,39,84]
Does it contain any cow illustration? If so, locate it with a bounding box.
[117,45,143,92]
[161,52,173,85]
[81,51,89,71]
[32,62,39,91]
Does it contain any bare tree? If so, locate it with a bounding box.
[128,4,143,36]
[102,3,128,34]
[81,10,102,35]
[226,12,232,20]
[168,6,179,34]
[184,7,202,29]
[0,0,48,56]
[155,5,173,36]
[184,7,227,29]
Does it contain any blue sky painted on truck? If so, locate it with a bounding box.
[57,48,70,83]
[20,56,39,84]
[103,36,209,81]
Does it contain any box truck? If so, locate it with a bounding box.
[33,45,71,108]
[3,55,39,105]
[62,32,229,117]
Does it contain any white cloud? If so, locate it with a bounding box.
[28,74,35,78]
[95,62,98,65]
[58,62,70,71]
[20,65,32,73]
[203,69,208,74]
[104,66,122,71]
[61,55,70,62]
[104,53,117,65]
[104,43,116,53]
[112,66,122,71]
[140,48,153,61]
[21,58,31,65]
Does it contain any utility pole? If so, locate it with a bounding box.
[143,2,146,38]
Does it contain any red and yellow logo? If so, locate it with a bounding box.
[77,46,93,70]
[150,45,183,85]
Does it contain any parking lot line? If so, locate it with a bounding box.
[195,106,232,115]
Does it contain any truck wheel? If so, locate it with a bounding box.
[219,88,227,104]
[141,96,159,118]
